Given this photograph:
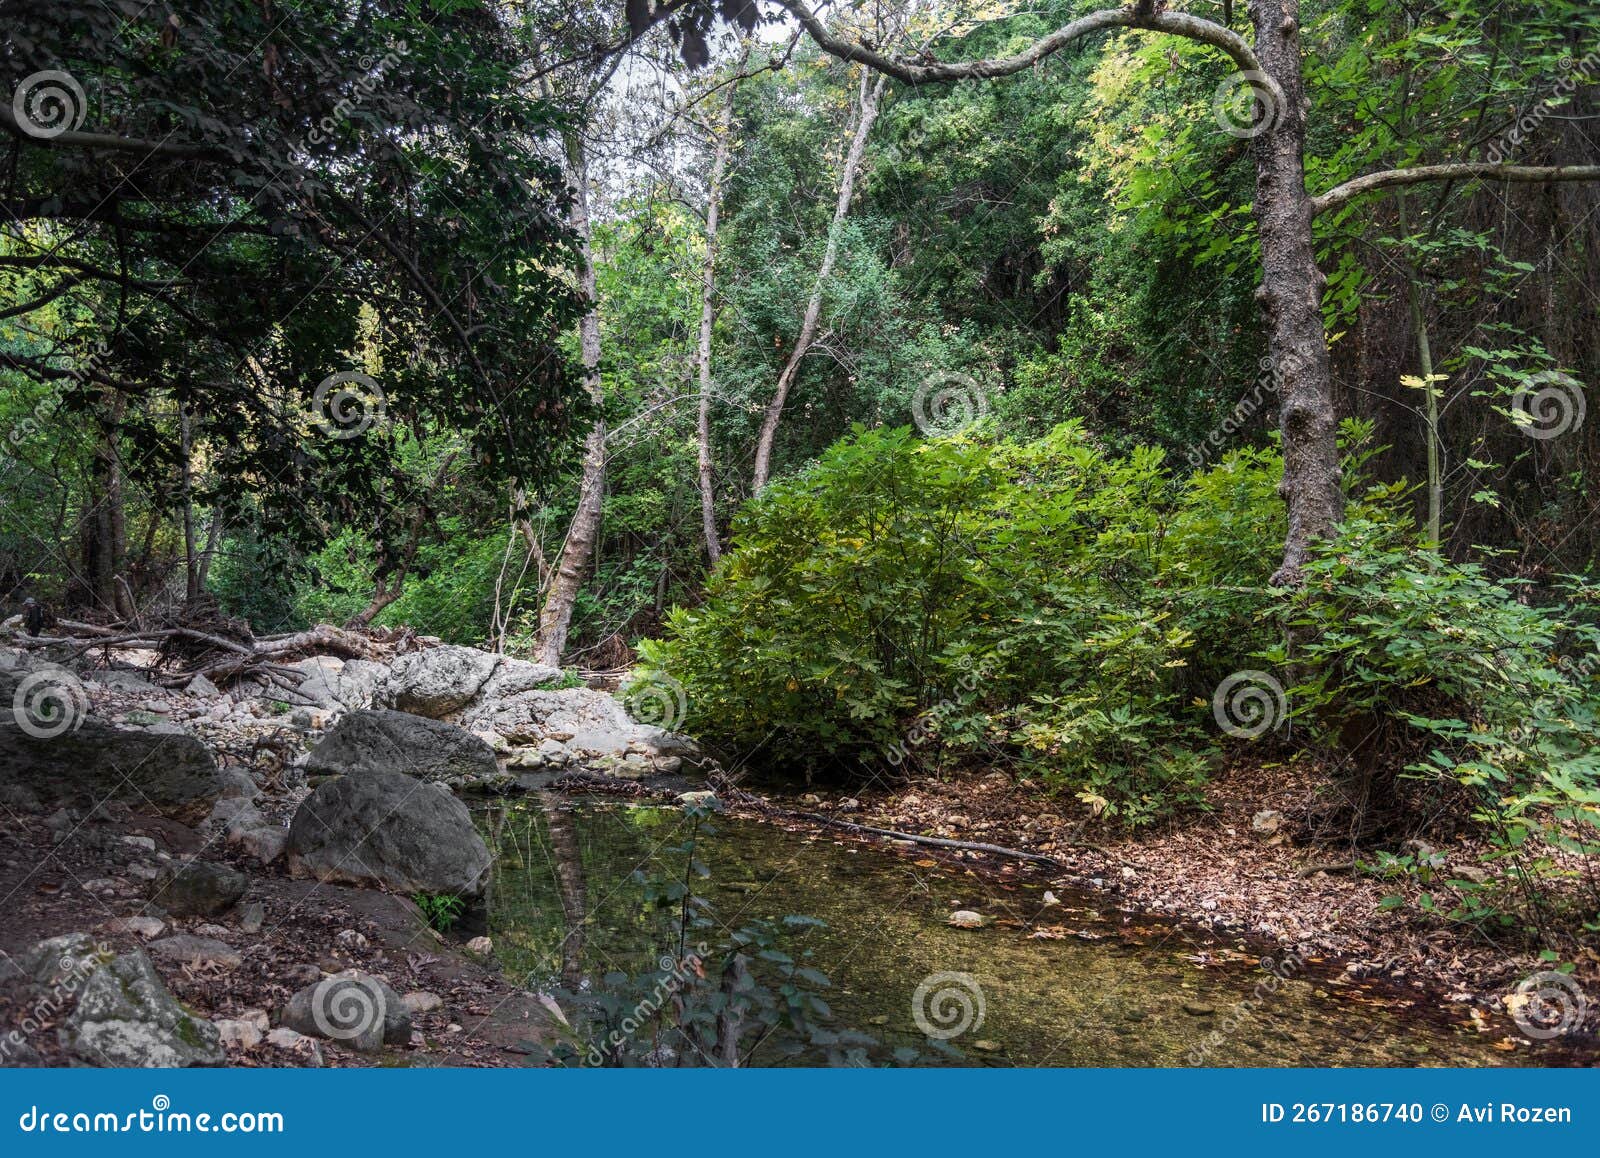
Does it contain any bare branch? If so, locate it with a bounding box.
[0,103,232,161]
[1313,163,1600,217]
[774,0,1261,82]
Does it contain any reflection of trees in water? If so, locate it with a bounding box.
[541,794,586,988]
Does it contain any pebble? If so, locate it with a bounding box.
[402,991,443,1014]
[947,910,985,929]
[465,936,493,955]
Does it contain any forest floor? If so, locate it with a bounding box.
[721,758,1600,1042]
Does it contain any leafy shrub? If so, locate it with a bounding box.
[638,421,1295,823]
[1269,521,1600,934]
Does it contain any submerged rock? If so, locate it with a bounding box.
[285,768,492,897]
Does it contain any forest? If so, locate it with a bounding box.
[1,0,1599,1070]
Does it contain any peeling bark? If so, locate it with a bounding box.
[536,135,605,667]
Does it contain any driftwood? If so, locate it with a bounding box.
[6,617,419,698]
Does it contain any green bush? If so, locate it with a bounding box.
[638,421,1292,823]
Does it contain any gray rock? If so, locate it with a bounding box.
[148,935,242,970]
[231,823,287,864]
[1251,809,1284,836]
[184,673,221,698]
[85,670,159,693]
[217,768,259,800]
[60,949,224,1067]
[382,646,501,718]
[278,970,410,1052]
[285,768,492,897]
[150,860,247,918]
[304,710,500,787]
[285,656,386,715]
[237,902,265,934]
[14,933,114,987]
[0,707,222,826]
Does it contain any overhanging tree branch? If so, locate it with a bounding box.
[773,0,1262,82]
[1312,163,1600,217]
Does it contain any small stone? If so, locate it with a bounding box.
[266,1026,324,1066]
[237,902,265,934]
[676,790,719,809]
[837,797,861,812]
[465,936,493,956]
[947,910,985,929]
[149,934,243,970]
[121,835,157,852]
[800,794,822,805]
[101,916,166,940]
[402,991,443,1014]
[867,1014,890,1026]
[1042,890,1061,906]
[185,673,221,698]
[1182,1001,1217,1017]
[1200,899,1218,911]
[335,929,369,951]
[653,756,683,773]
[1121,866,1137,881]
[215,1018,263,1050]
[971,1040,1002,1052]
[150,859,247,917]
[1251,809,1284,836]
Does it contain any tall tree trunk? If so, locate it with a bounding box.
[80,409,126,614]
[535,135,605,667]
[179,404,199,604]
[695,86,736,564]
[1250,0,1343,585]
[750,70,886,493]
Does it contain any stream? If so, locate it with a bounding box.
[477,795,1522,1067]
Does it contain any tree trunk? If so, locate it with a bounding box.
[1250,0,1342,586]
[535,135,605,667]
[750,70,886,493]
[179,404,199,604]
[695,87,736,564]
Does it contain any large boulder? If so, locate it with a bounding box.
[150,860,247,917]
[60,949,224,1067]
[285,768,492,897]
[277,970,410,1052]
[0,718,222,825]
[381,646,500,718]
[304,710,501,789]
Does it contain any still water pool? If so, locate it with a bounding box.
[477,796,1521,1066]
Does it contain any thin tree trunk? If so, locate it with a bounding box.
[1396,189,1442,546]
[1250,0,1343,585]
[695,85,737,564]
[179,404,198,603]
[536,134,605,667]
[750,70,886,493]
